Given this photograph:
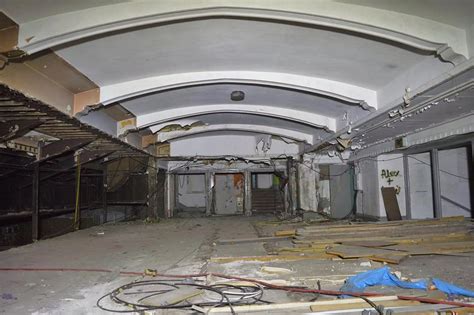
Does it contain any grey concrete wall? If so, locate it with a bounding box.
[176,174,206,210]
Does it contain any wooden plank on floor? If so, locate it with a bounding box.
[274,229,296,237]
[210,252,335,263]
[293,233,472,247]
[326,245,408,264]
[298,216,467,233]
[310,299,421,312]
[206,296,400,313]
[339,240,398,247]
[217,236,291,245]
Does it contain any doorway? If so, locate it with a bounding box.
[251,173,284,213]
[406,141,473,219]
[175,174,206,213]
[214,173,244,215]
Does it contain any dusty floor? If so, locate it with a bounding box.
[0,215,473,314]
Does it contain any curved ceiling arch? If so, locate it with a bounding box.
[101,71,378,110]
[14,3,468,59]
[136,104,336,131]
[157,124,314,144]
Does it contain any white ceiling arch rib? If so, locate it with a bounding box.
[100,71,377,110]
[156,124,315,144]
[12,3,469,59]
[135,104,337,132]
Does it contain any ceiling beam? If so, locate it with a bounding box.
[102,71,377,109]
[155,124,315,144]
[0,119,43,142]
[135,104,336,132]
[12,4,468,58]
[37,138,94,162]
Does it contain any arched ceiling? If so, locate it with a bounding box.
[149,113,331,145]
[1,0,472,157]
[55,18,435,88]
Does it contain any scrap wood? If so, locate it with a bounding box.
[300,216,466,231]
[216,235,291,245]
[294,226,472,241]
[206,296,400,313]
[297,221,470,236]
[210,252,336,264]
[277,246,328,253]
[309,298,421,312]
[260,266,294,274]
[326,245,408,264]
[293,232,472,247]
[274,229,296,237]
[339,240,398,247]
[383,241,474,255]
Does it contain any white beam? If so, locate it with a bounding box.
[101,71,378,109]
[16,2,468,58]
[136,104,336,131]
[156,124,315,144]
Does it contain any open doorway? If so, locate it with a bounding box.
[251,173,284,213]
[175,174,206,213]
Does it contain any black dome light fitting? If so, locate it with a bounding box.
[230,90,245,101]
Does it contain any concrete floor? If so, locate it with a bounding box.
[1,216,473,314]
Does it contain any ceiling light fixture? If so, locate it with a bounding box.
[230,91,245,101]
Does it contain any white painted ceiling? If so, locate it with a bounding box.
[121,84,368,118]
[55,18,430,89]
[339,0,474,29]
[0,0,129,23]
[149,113,330,136]
[2,1,473,157]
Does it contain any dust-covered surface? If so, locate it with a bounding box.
[1,215,474,314]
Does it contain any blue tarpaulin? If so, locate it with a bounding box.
[340,267,474,298]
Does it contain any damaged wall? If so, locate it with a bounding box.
[377,154,406,218]
[170,134,300,157]
[355,154,406,219]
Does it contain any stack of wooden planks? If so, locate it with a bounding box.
[276,216,474,264]
[205,295,473,314]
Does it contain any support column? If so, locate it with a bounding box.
[205,172,214,216]
[164,173,175,218]
[102,163,108,224]
[147,157,158,219]
[244,170,252,216]
[431,148,442,218]
[32,163,39,241]
[287,158,297,215]
[297,157,319,212]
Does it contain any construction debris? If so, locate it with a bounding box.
[280,216,474,264]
